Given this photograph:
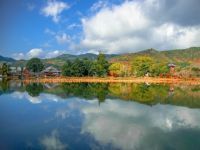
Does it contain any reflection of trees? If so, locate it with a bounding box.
[109,83,169,104]
[61,83,109,103]
[26,83,44,97]
[60,83,200,107]
[165,86,200,108]
[108,83,200,108]
[191,85,200,92]
[130,84,169,104]
[0,79,10,93]
[2,81,198,108]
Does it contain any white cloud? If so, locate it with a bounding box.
[13,48,64,60]
[67,23,81,30]
[40,130,67,150]
[81,0,200,53]
[41,0,69,23]
[13,53,25,60]
[152,23,200,49]
[56,33,71,44]
[44,28,72,45]
[90,0,108,12]
[45,50,64,58]
[27,48,43,58]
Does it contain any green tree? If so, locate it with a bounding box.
[151,63,169,76]
[62,59,95,77]
[26,58,44,75]
[132,56,155,76]
[109,62,126,76]
[192,67,200,77]
[95,53,109,77]
[62,60,72,76]
[132,56,169,77]
[71,59,85,76]
[61,53,109,77]
[89,61,98,76]
[82,58,93,76]
[1,63,9,77]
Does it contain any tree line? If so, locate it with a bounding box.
[62,53,109,77]
[109,56,169,77]
[0,55,171,78]
[0,63,9,77]
[61,54,169,77]
[4,53,199,78]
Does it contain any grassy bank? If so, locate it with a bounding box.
[22,77,200,85]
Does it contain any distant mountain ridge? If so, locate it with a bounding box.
[110,47,200,64]
[0,47,200,67]
[44,53,118,66]
[55,53,117,60]
[0,55,15,63]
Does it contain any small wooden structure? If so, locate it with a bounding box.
[23,68,31,78]
[42,66,61,77]
[168,63,176,74]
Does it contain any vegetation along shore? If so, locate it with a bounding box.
[22,77,200,85]
[0,47,200,82]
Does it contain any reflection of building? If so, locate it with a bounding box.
[42,66,61,77]
[168,63,176,74]
[168,85,174,96]
[44,83,59,89]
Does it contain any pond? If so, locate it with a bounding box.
[0,80,200,150]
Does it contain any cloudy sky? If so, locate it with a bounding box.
[1,0,200,59]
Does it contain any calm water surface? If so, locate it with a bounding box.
[0,80,200,150]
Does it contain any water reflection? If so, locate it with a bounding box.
[26,83,44,97]
[40,130,67,150]
[0,80,200,149]
[1,80,200,108]
[81,100,200,150]
[0,79,10,93]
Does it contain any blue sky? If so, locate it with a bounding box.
[1,0,200,59]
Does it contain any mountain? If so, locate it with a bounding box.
[55,53,117,60]
[44,53,118,67]
[162,47,200,61]
[109,47,200,64]
[0,55,16,63]
[3,47,200,68]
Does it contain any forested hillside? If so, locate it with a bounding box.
[1,47,200,77]
[108,47,200,77]
[110,47,200,64]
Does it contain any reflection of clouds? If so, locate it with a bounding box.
[11,92,64,104]
[55,98,86,120]
[11,91,41,104]
[27,96,41,104]
[55,108,70,119]
[81,100,200,150]
[40,93,61,102]
[40,130,67,150]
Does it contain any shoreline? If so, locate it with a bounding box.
[22,77,200,85]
